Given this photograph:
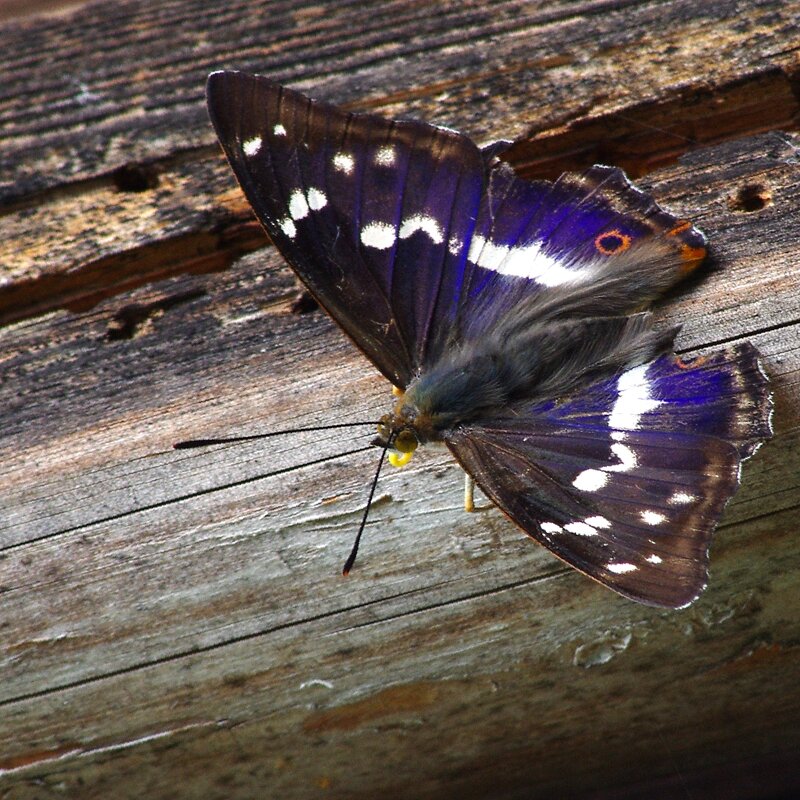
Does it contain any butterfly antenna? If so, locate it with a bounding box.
[173,420,378,449]
[342,444,389,576]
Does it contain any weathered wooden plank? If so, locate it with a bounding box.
[0,504,798,798]
[1,0,799,323]
[1,132,798,797]
[1,0,799,798]
[2,132,797,544]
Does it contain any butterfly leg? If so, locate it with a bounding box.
[464,473,475,512]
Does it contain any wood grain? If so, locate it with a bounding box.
[0,1,799,798]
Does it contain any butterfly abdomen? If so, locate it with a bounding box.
[403,312,677,435]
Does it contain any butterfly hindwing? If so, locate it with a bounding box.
[446,344,771,608]
[451,161,707,344]
[521,342,772,458]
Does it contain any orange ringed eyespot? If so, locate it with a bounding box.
[675,354,709,370]
[594,229,632,255]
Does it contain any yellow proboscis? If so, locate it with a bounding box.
[388,450,413,468]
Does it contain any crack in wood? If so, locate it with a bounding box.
[501,66,800,179]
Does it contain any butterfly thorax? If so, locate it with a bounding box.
[374,340,518,455]
[373,337,560,465]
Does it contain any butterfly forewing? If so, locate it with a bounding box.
[206,72,706,381]
[206,70,488,387]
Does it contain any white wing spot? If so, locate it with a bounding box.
[448,235,463,255]
[564,521,598,537]
[641,510,666,525]
[573,469,608,492]
[607,562,638,574]
[669,491,695,505]
[273,124,287,136]
[468,235,508,270]
[585,515,611,529]
[333,152,354,174]
[604,442,638,473]
[466,235,596,286]
[399,214,443,245]
[288,189,309,221]
[279,218,296,239]
[360,222,396,250]
[375,145,396,166]
[307,187,328,211]
[609,363,663,432]
[243,136,262,156]
[646,554,663,564]
[573,441,638,492]
[540,522,563,534]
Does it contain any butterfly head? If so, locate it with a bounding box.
[373,388,442,468]
[374,411,420,467]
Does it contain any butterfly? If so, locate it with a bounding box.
[203,70,772,608]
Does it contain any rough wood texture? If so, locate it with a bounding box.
[1,1,799,798]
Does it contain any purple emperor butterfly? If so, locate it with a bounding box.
[202,71,772,608]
